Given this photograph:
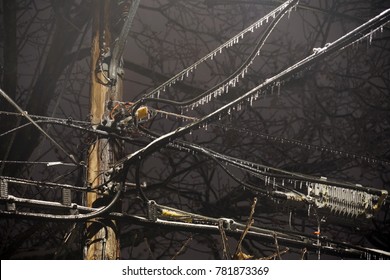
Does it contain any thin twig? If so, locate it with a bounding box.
[301,248,308,260]
[144,237,155,260]
[171,235,193,260]
[218,220,231,260]
[234,197,257,257]
[273,232,282,260]
[260,248,289,260]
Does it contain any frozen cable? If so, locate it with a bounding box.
[0,89,79,165]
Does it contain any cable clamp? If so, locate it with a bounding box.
[147,200,157,222]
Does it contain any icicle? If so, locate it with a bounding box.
[368,30,373,46]
[157,90,160,99]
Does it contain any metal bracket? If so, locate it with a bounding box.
[62,188,72,206]
[0,179,8,198]
[6,197,16,212]
[220,218,236,231]
[147,200,157,222]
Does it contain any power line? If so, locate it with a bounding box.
[0,89,79,165]
[118,8,390,171]
[1,197,389,259]
[143,0,298,100]
[0,160,77,167]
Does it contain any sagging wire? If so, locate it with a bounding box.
[136,127,269,196]
[139,127,390,219]
[140,117,384,197]
[142,0,298,100]
[139,127,344,205]
[111,8,390,174]
[129,0,299,122]
[0,89,79,165]
[5,94,388,169]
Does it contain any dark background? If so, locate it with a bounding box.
[0,0,389,259]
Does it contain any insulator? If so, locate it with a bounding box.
[62,188,72,206]
[0,179,8,198]
[307,183,388,219]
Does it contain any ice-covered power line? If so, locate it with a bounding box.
[4,107,388,167]
[1,195,389,259]
[1,1,389,260]
[0,160,77,167]
[0,176,123,221]
[0,89,79,165]
[121,8,390,170]
[143,0,299,100]
[131,128,388,219]
[136,0,299,111]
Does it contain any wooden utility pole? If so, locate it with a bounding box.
[84,0,123,260]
